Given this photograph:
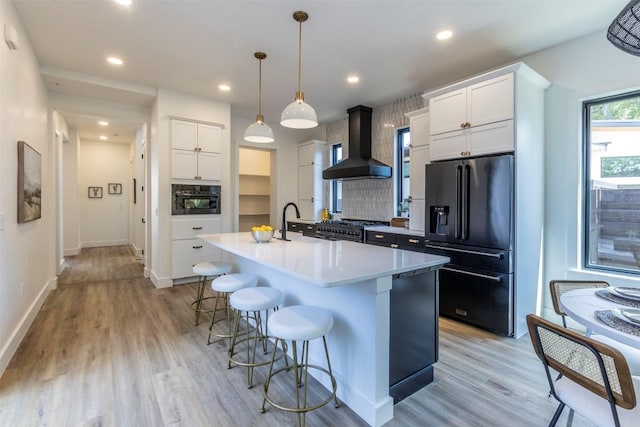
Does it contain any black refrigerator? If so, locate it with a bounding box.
[424,154,515,336]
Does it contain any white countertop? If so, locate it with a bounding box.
[364,225,424,237]
[199,232,448,288]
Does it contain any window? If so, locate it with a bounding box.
[331,144,342,213]
[396,127,411,216]
[584,91,640,275]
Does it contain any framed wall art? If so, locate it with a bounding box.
[17,141,42,223]
[88,186,103,198]
[108,183,122,195]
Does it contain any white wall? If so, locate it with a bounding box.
[79,140,131,247]
[230,116,325,231]
[0,0,53,375]
[63,129,80,255]
[520,30,640,320]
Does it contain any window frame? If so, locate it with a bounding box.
[396,127,410,217]
[330,143,342,214]
[583,90,640,276]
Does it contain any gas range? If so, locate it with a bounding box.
[314,219,389,242]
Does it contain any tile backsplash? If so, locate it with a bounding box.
[325,94,424,221]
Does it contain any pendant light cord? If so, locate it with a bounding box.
[297,19,302,97]
[258,57,263,119]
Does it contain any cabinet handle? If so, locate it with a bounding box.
[311,197,314,202]
[195,175,201,180]
[408,239,419,244]
[460,122,466,129]
[391,244,399,248]
[407,195,413,203]
[192,226,203,230]
[375,234,384,239]
[460,151,465,156]
[192,245,203,249]
[465,122,471,128]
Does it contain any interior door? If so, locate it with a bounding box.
[463,154,513,249]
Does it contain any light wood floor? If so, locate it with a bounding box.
[0,246,596,426]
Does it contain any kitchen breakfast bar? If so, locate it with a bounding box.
[199,232,449,426]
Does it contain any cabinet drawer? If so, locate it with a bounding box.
[171,238,221,279]
[287,221,303,233]
[397,235,425,252]
[172,218,221,240]
[366,230,396,245]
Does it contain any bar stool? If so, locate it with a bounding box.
[191,262,232,326]
[228,287,287,388]
[260,305,338,427]
[207,273,258,345]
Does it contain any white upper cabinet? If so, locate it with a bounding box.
[405,108,430,147]
[429,73,514,136]
[426,70,518,160]
[171,119,222,181]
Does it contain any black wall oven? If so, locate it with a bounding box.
[172,184,221,215]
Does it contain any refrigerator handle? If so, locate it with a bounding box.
[455,165,462,239]
[461,164,470,240]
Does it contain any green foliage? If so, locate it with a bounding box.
[591,98,640,120]
[601,156,640,177]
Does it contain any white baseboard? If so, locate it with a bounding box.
[81,239,129,248]
[64,244,80,257]
[0,277,53,377]
[150,269,173,288]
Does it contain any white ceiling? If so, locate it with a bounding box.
[12,0,628,141]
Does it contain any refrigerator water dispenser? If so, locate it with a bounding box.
[429,205,449,235]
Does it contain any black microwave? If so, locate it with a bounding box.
[172,184,221,215]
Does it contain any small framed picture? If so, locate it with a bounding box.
[108,183,122,195]
[88,186,103,198]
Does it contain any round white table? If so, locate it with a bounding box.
[560,288,640,349]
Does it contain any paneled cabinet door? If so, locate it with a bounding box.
[409,199,425,232]
[298,143,315,166]
[468,120,514,158]
[297,199,314,222]
[172,150,198,179]
[429,88,466,135]
[298,164,314,199]
[197,152,221,181]
[429,130,467,161]
[409,145,429,201]
[467,73,514,128]
[197,123,222,153]
[171,120,197,151]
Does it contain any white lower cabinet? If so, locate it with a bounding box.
[409,199,425,232]
[171,217,221,279]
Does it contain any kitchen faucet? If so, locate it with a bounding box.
[279,202,300,241]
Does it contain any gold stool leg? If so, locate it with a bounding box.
[260,337,281,413]
[322,336,339,408]
[194,275,207,326]
[207,291,225,345]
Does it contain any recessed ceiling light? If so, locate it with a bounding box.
[218,84,231,92]
[114,0,132,5]
[436,30,453,41]
[99,135,108,140]
[107,56,124,65]
[98,121,109,126]
[347,75,360,84]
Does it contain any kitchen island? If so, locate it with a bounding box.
[199,232,449,427]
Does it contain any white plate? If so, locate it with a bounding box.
[612,308,640,326]
[621,309,640,325]
[611,287,640,300]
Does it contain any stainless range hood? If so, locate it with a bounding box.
[322,105,392,180]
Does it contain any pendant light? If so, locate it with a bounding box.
[244,52,275,143]
[607,0,640,56]
[280,11,318,129]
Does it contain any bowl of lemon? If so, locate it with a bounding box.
[251,225,274,243]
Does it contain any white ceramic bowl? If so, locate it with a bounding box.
[251,229,274,243]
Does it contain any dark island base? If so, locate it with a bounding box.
[390,365,434,403]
